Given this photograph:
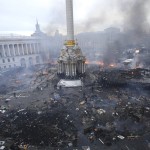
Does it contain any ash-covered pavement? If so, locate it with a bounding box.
[0,65,150,150]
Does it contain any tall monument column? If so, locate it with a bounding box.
[66,0,75,46]
[57,0,86,78]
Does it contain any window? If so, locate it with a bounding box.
[13,58,15,61]
[4,66,6,68]
[8,58,10,62]
[2,59,5,63]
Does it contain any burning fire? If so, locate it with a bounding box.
[85,61,89,64]
[97,61,104,66]
[85,60,104,66]
[85,60,117,68]
[109,63,116,68]
[135,49,140,54]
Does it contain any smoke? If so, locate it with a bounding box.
[45,24,65,36]
[120,0,149,34]
[102,0,150,66]
[44,0,66,35]
[75,12,108,33]
[45,0,109,35]
[118,0,150,45]
[103,40,123,65]
[119,0,150,69]
[42,0,150,67]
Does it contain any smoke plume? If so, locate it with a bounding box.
[118,0,150,45]
[103,0,150,66]
[121,0,149,33]
[75,12,107,34]
[44,0,66,35]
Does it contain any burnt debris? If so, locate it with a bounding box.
[0,65,149,149]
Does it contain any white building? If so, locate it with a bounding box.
[0,22,48,70]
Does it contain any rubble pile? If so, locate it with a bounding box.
[0,68,34,94]
[0,108,77,148]
[0,65,57,95]
[81,97,150,146]
[0,65,149,149]
[30,66,57,91]
[96,68,150,88]
[77,90,150,147]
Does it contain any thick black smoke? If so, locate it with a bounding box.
[103,0,150,66]
[75,11,107,34]
[119,0,150,46]
[121,0,149,33]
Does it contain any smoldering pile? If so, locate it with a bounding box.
[0,108,77,148]
[90,68,150,89]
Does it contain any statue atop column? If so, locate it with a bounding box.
[57,0,86,78]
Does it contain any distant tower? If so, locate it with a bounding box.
[57,0,86,78]
[31,20,46,37]
[35,20,41,33]
[31,20,45,37]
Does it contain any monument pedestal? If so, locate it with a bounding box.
[57,79,83,88]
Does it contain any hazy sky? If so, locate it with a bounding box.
[0,0,149,35]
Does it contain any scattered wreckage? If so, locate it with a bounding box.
[0,65,149,149]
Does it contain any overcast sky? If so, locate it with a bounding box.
[0,0,149,35]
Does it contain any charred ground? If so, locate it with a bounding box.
[0,64,150,150]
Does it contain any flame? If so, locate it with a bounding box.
[109,63,116,68]
[85,60,104,65]
[135,49,140,54]
[85,61,89,64]
[98,61,104,66]
[83,60,117,68]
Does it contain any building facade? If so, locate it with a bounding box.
[0,22,45,70]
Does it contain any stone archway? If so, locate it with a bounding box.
[29,57,33,66]
[20,58,26,68]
